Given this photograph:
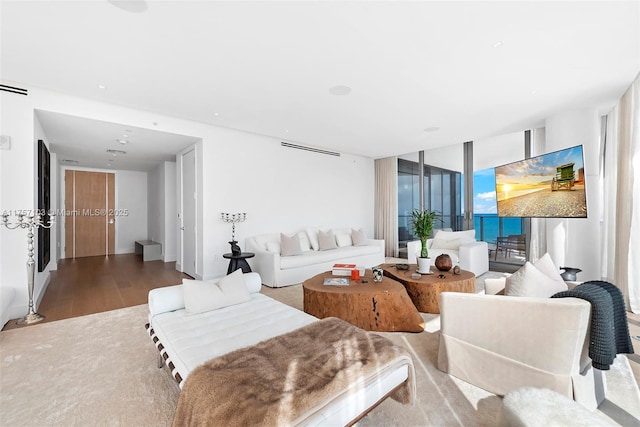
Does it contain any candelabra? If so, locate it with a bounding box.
[2,212,55,324]
[221,212,246,254]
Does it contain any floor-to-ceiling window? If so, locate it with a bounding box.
[473,132,527,270]
[397,158,462,253]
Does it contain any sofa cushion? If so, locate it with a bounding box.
[351,228,367,246]
[434,229,475,245]
[280,245,381,270]
[281,233,303,256]
[431,237,461,250]
[182,269,251,314]
[318,230,338,251]
[505,255,568,298]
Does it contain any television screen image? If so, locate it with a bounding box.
[495,145,587,218]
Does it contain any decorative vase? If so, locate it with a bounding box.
[417,257,431,273]
[435,254,452,271]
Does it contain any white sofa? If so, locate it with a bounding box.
[245,228,385,287]
[406,229,489,276]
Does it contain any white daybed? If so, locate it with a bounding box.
[147,272,415,426]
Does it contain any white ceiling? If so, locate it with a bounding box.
[2,1,639,167]
[36,110,200,171]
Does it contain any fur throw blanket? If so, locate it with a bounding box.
[173,317,415,426]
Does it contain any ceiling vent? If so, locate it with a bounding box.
[0,84,28,96]
[281,142,340,157]
[106,149,126,155]
[62,159,79,164]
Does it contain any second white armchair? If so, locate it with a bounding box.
[406,229,489,276]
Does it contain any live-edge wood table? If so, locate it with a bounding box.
[302,270,424,333]
[381,263,475,314]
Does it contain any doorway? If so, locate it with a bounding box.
[64,170,115,258]
[180,149,197,277]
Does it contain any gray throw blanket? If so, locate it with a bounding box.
[551,281,634,370]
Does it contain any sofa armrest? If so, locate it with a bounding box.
[366,238,385,254]
[439,292,591,374]
[246,238,280,286]
[458,240,489,276]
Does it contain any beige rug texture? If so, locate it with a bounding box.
[1,278,640,426]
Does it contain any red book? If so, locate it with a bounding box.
[333,263,356,269]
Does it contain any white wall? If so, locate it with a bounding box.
[544,109,601,281]
[1,91,39,319]
[164,161,177,262]
[1,85,375,306]
[116,170,148,254]
[147,161,177,262]
[147,163,165,250]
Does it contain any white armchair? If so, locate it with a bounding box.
[437,279,606,410]
[406,229,489,276]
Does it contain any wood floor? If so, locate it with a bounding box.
[2,254,190,331]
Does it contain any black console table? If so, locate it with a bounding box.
[223,252,255,274]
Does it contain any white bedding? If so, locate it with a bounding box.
[148,279,412,426]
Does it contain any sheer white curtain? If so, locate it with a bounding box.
[602,72,640,313]
[374,157,398,257]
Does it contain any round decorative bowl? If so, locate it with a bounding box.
[435,254,452,271]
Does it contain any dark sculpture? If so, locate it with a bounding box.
[230,240,242,255]
[435,254,453,271]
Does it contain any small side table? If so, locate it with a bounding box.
[222,252,255,274]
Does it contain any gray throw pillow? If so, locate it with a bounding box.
[280,233,303,256]
[318,230,337,251]
[351,228,367,246]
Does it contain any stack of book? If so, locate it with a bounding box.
[332,263,356,276]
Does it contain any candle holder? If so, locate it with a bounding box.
[221,213,246,254]
[2,212,55,325]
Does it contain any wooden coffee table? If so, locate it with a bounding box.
[381,263,476,314]
[302,270,424,333]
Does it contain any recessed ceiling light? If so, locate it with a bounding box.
[98,84,106,89]
[213,112,220,117]
[424,127,440,132]
[117,139,128,145]
[284,129,289,133]
[329,85,352,96]
[492,41,503,48]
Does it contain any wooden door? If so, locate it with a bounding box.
[65,170,115,258]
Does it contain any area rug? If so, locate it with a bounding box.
[1,286,639,426]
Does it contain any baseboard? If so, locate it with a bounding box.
[164,254,177,263]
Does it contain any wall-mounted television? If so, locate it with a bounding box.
[495,145,587,218]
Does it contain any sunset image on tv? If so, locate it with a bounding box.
[495,145,587,218]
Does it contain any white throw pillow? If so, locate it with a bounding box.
[306,227,320,251]
[280,233,303,256]
[434,229,476,245]
[318,230,338,251]
[182,269,250,314]
[505,259,568,298]
[297,231,311,252]
[351,228,367,246]
[334,230,353,247]
[431,237,461,250]
[533,253,567,291]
